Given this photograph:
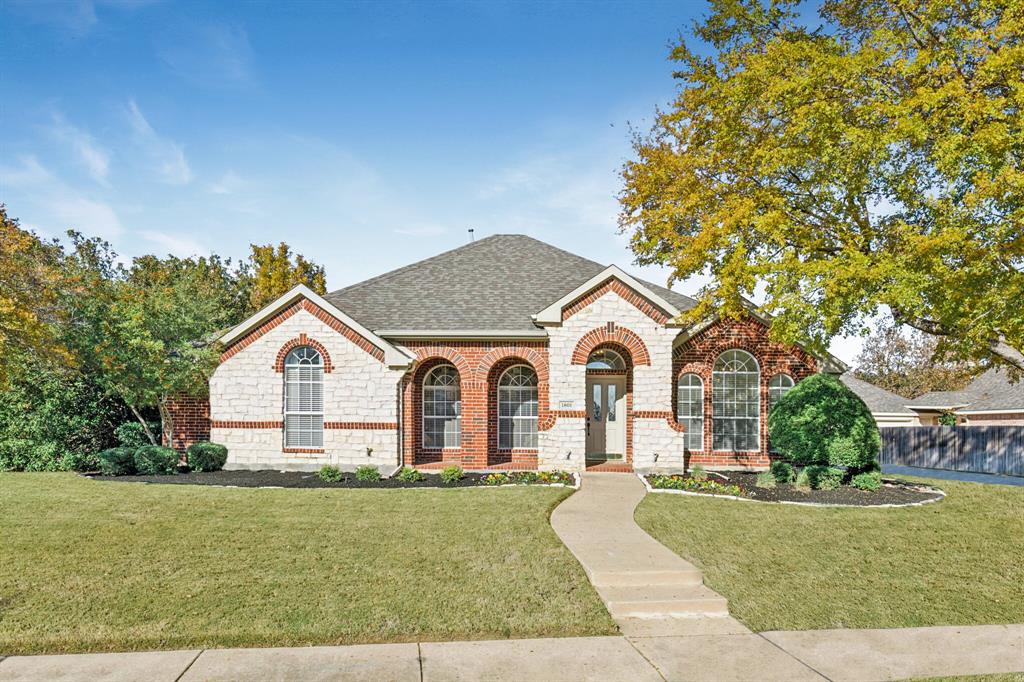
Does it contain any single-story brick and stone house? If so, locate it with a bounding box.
[168,235,849,473]
[904,368,1024,426]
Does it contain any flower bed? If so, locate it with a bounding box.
[644,470,943,507]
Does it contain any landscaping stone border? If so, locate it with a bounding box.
[638,473,945,508]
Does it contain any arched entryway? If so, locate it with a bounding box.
[583,345,632,468]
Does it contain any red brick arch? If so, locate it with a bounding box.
[273,334,334,373]
[411,346,474,378]
[571,326,651,366]
[475,346,549,382]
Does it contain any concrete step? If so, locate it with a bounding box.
[599,584,730,619]
[589,568,703,588]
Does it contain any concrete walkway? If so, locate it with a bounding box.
[2,625,1021,681]
[883,464,1024,486]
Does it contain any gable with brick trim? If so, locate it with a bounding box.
[173,235,847,473]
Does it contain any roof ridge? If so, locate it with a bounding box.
[327,234,505,297]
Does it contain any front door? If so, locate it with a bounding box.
[585,376,626,460]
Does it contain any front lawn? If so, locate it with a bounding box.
[0,473,615,654]
[636,477,1024,632]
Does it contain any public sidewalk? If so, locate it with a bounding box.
[1,624,1021,681]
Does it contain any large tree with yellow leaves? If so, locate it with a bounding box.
[620,0,1023,371]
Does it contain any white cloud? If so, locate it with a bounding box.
[48,113,111,184]
[157,24,254,88]
[208,171,243,195]
[125,99,193,185]
[140,230,209,258]
[0,155,124,239]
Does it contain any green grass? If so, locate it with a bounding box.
[0,473,615,654]
[636,478,1024,632]
[904,675,1024,682]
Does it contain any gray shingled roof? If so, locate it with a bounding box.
[908,368,1024,412]
[325,234,697,333]
[840,374,915,414]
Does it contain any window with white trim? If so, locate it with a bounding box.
[283,346,324,448]
[676,373,704,450]
[586,348,626,370]
[712,349,760,451]
[768,374,794,412]
[423,365,461,448]
[498,365,538,449]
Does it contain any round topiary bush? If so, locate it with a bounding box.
[98,446,137,476]
[133,445,179,475]
[187,442,228,472]
[768,373,880,473]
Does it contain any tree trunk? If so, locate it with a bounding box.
[157,397,173,450]
[129,404,158,445]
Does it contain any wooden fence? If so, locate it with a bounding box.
[880,426,1024,477]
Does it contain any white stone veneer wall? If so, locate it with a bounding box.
[209,308,404,471]
[540,291,685,471]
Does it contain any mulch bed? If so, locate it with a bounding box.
[88,469,488,489]
[659,470,943,506]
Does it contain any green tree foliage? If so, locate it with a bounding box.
[242,242,327,314]
[768,373,880,471]
[854,323,979,398]
[620,0,1024,372]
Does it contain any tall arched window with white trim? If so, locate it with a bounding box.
[676,373,704,451]
[712,349,760,451]
[423,365,461,448]
[284,346,324,448]
[498,365,538,449]
[768,374,794,412]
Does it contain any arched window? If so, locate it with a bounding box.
[768,374,794,412]
[586,348,626,370]
[284,346,324,448]
[676,373,704,451]
[423,365,461,448]
[498,365,538,449]
[712,349,760,451]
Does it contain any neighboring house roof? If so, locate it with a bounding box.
[908,368,1024,413]
[324,234,697,333]
[840,373,915,415]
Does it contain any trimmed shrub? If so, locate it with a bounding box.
[396,466,425,482]
[769,460,796,483]
[851,470,883,492]
[318,465,344,482]
[187,442,228,472]
[440,465,464,484]
[767,373,880,473]
[755,471,777,488]
[689,464,708,481]
[115,421,161,449]
[98,446,137,476]
[355,465,381,482]
[133,446,179,475]
[795,467,812,491]
[804,465,844,491]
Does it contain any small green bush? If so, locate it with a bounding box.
[769,460,796,483]
[114,421,161,449]
[755,471,777,488]
[851,470,883,491]
[795,467,811,491]
[767,373,880,472]
[355,465,381,482]
[396,466,425,482]
[689,464,708,481]
[440,465,464,484]
[133,445,179,475]
[318,465,344,482]
[98,446,137,476]
[187,442,228,472]
[804,465,843,490]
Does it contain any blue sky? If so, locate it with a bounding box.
[1,0,863,362]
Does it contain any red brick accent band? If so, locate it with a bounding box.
[274,333,334,373]
[221,299,385,364]
[283,447,324,454]
[212,420,284,428]
[571,326,651,366]
[562,277,671,324]
[211,420,397,430]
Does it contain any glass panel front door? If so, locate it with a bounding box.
[585,376,626,459]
